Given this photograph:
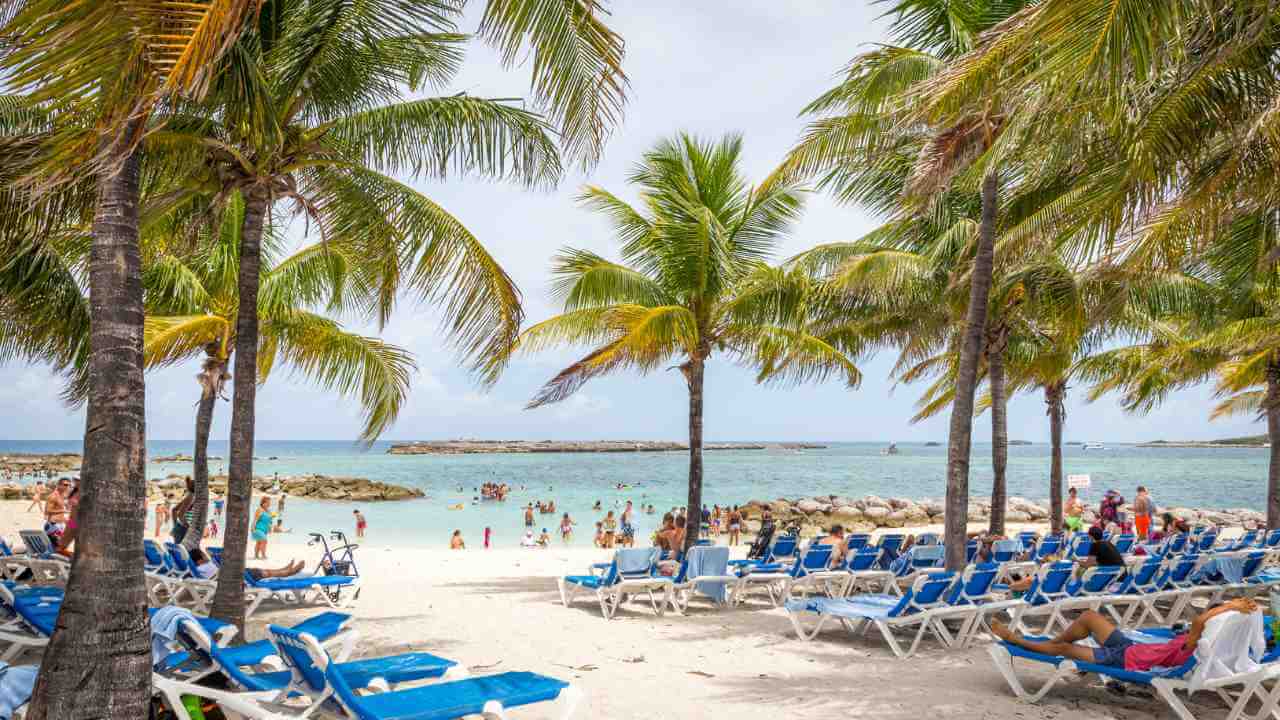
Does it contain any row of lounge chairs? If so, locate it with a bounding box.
[144,539,360,617]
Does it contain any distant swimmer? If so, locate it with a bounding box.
[450,503,464,510]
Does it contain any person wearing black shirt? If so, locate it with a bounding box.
[1084,526,1125,567]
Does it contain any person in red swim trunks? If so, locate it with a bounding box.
[991,597,1259,671]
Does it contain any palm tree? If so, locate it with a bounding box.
[1,3,261,715]
[796,220,1084,536]
[505,133,862,551]
[144,193,415,546]
[1077,217,1280,526]
[784,0,1034,568]
[166,0,629,630]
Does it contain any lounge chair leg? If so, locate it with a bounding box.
[480,700,509,719]
[1151,679,1198,720]
[988,643,1069,703]
[877,622,907,658]
[555,684,583,720]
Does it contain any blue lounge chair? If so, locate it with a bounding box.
[931,562,1002,648]
[989,610,1276,720]
[558,548,670,619]
[874,534,907,569]
[170,615,459,710]
[267,623,581,720]
[244,569,361,617]
[157,611,351,683]
[845,534,871,552]
[666,546,736,613]
[1112,534,1137,555]
[1028,564,1127,636]
[784,571,958,657]
[729,534,798,571]
[969,562,1077,642]
[735,544,832,607]
[1103,556,1166,626]
[816,547,895,597]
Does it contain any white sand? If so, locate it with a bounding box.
[1,501,1226,719]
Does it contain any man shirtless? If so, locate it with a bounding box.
[815,525,848,567]
[43,478,71,537]
[992,597,1259,671]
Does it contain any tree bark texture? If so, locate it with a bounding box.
[210,186,268,631]
[683,352,706,552]
[27,139,151,719]
[1046,381,1066,535]
[943,170,998,571]
[987,331,1008,537]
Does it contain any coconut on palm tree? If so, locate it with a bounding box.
[144,193,415,546]
[503,133,862,551]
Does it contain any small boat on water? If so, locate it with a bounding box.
[881,442,899,456]
[1082,442,1105,450]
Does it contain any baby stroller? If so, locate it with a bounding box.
[746,519,776,561]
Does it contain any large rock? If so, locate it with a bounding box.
[830,506,864,525]
[887,497,913,510]
[920,500,944,516]
[883,510,910,528]
[1006,510,1032,523]
[863,506,891,524]
[861,495,891,510]
[796,499,825,514]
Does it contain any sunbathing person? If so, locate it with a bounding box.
[991,598,1258,671]
[814,524,847,567]
[239,558,307,581]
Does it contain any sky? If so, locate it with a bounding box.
[0,1,1259,444]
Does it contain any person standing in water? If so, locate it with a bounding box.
[523,503,534,529]
[560,513,575,544]
[353,509,367,538]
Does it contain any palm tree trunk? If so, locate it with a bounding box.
[27,138,151,719]
[1046,381,1066,535]
[943,170,998,571]
[683,353,706,552]
[211,186,268,630]
[987,336,1008,536]
[183,354,223,551]
[1267,361,1280,529]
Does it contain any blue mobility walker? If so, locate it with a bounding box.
[310,531,360,604]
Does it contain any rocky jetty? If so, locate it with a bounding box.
[152,454,223,463]
[387,440,825,455]
[147,473,423,502]
[738,494,1267,536]
[0,453,81,477]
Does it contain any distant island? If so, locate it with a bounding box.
[1008,440,1032,446]
[387,440,827,455]
[1139,434,1269,449]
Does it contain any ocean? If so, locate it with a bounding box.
[0,439,1265,547]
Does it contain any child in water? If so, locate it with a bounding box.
[450,530,465,549]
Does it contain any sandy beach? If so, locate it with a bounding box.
[0,499,1244,719]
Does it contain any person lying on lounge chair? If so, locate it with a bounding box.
[990,597,1258,671]
[243,559,307,581]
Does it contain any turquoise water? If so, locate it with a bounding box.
[0,440,1268,547]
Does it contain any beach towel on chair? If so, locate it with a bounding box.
[616,548,659,576]
[151,605,199,667]
[688,546,730,603]
[1189,610,1265,691]
[993,539,1022,556]
[0,662,36,720]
